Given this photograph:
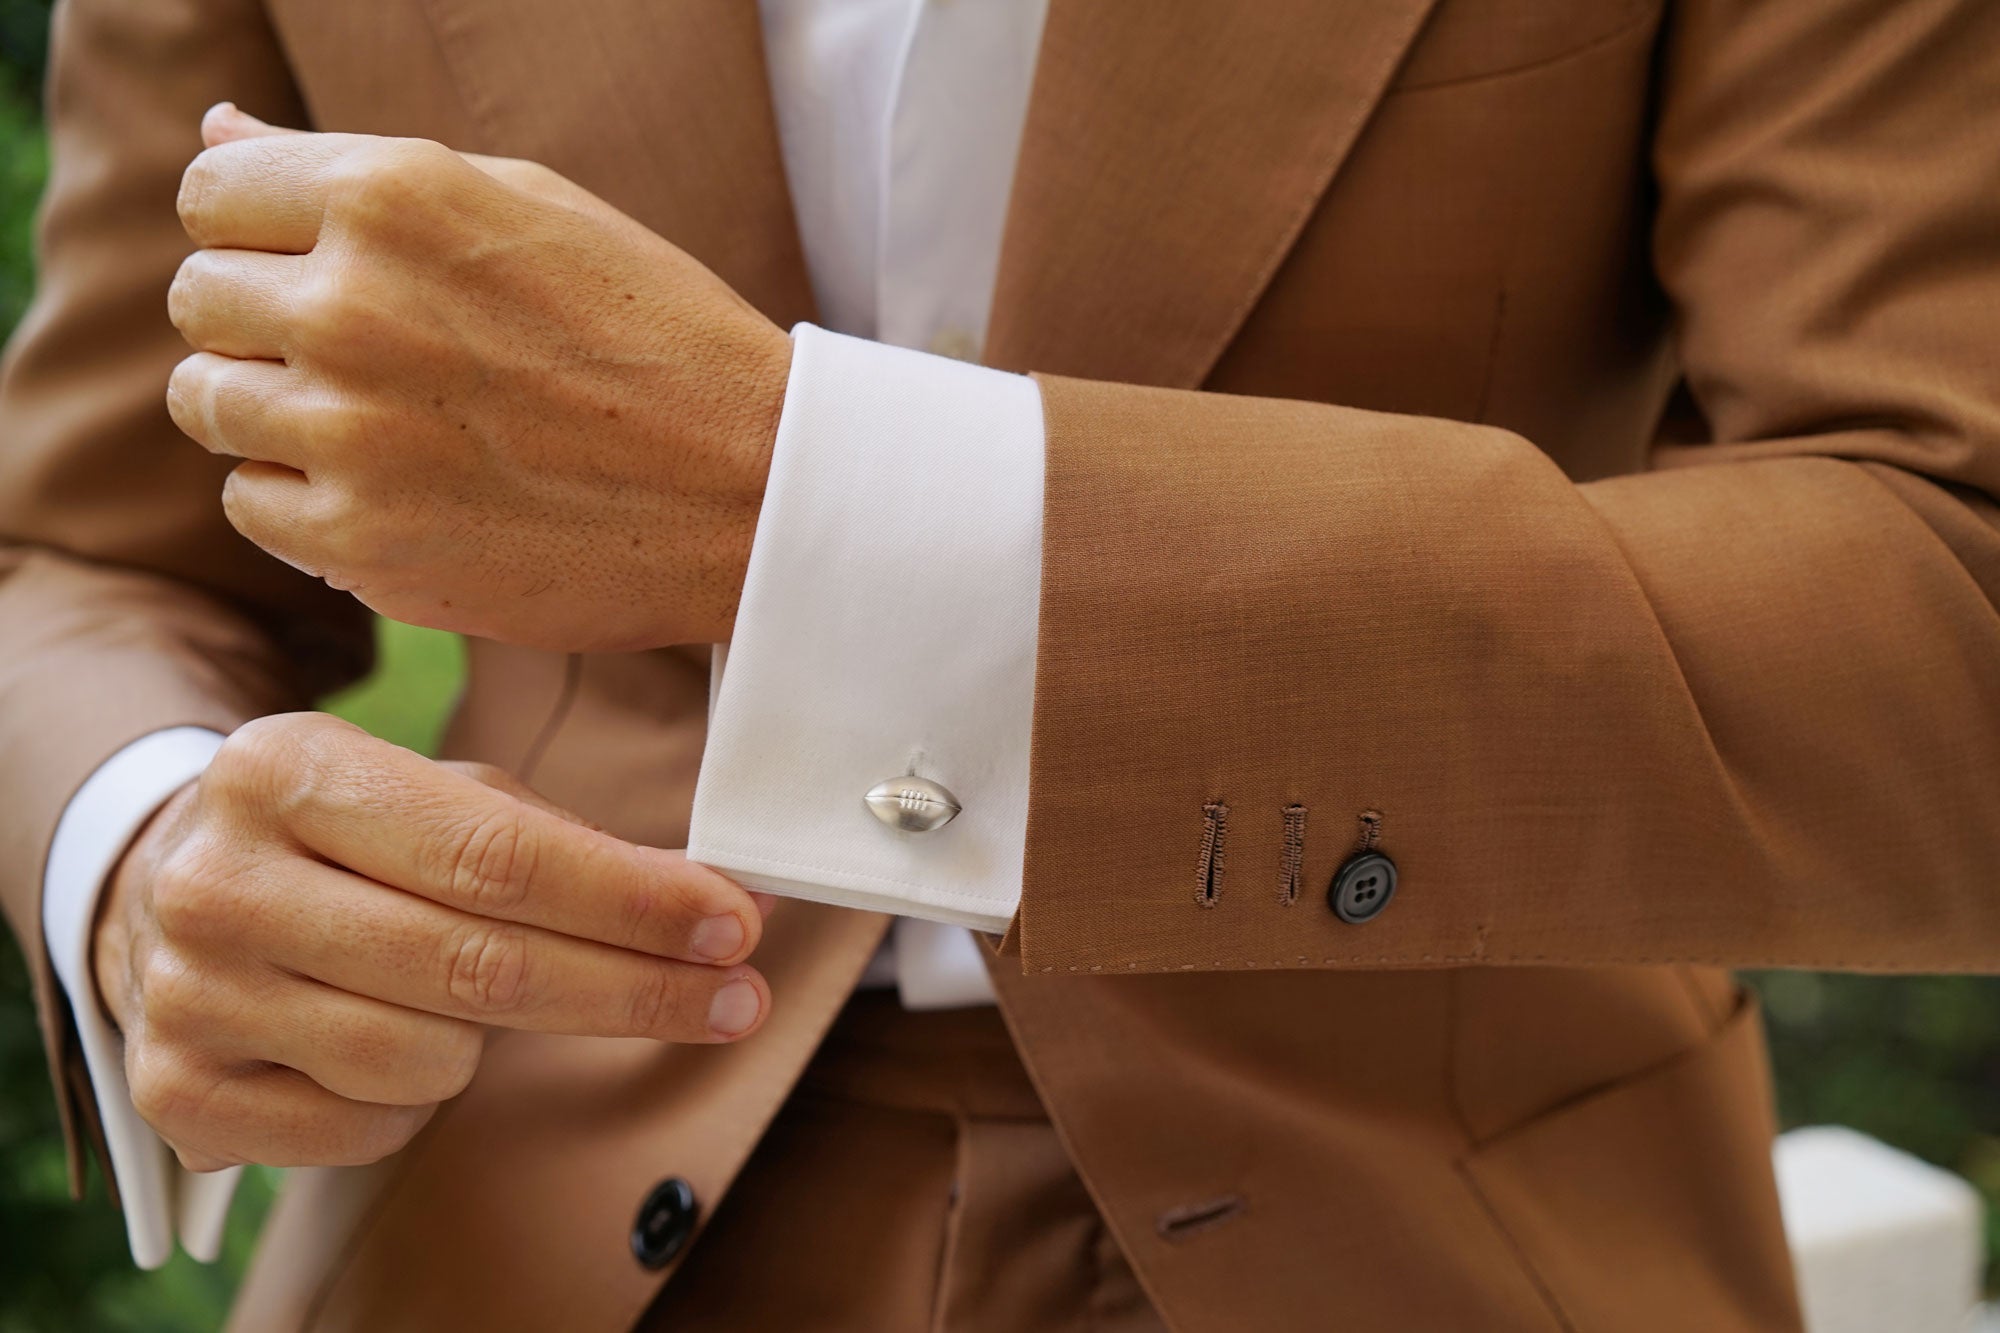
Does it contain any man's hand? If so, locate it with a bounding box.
[165,104,791,653]
[92,713,769,1172]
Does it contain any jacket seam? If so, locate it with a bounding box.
[1454,1160,1581,1333]
[1390,1,1659,96]
[1026,949,1976,972]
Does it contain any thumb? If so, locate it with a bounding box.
[201,101,303,148]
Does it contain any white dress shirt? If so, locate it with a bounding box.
[44,0,1051,1266]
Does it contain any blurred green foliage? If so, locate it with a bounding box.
[0,0,47,333]
[0,3,1991,1327]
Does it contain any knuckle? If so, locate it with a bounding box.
[298,272,401,359]
[646,862,758,958]
[176,155,218,235]
[336,1105,431,1167]
[127,1042,207,1135]
[410,1024,484,1102]
[209,716,298,793]
[165,355,203,423]
[448,810,537,915]
[148,838,233,941]
[442,923,533,1015]
[134,949,208,1025]
[201,359,250,424]
[292,271,366,348]
[299,392,369,457]
[324,1015,468,1105]
[171,357,245,449]
[314,484,386,568]
[208,714,359,825]
[217,465,272,548]
[624,964,691,1038]
[276,715,363,818]
[166,255,200,333]
[327,139,452,230]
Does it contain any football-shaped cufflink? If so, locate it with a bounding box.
[864,775,962,833]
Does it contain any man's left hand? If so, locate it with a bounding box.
[167,104,790,652]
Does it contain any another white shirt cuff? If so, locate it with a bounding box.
[688,324,1044,935]
[43,726,241,1269]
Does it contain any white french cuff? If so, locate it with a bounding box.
[44,726,241,1269]
[688,324,1045,935]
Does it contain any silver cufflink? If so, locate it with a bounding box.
[864,775,961,833]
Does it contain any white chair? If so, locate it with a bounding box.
[1774,1126,1988,1333]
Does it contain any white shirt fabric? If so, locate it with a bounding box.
[43,728,242,1268]
[42,0,1050,1266]
[689,326,1040,938]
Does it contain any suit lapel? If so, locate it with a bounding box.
[986,0,1442,388]
[417,0,816,328]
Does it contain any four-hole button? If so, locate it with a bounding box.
[631,1176,699,1271]
[1328,852,1397,924]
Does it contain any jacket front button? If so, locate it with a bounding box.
[1327,852,1397,924]
[631,1177,699,1270]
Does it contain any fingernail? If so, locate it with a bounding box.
[690,914,745,961]
[708,978,761,1037]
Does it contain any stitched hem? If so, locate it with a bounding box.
[1022,948,1973,973]
[706,862,1014,935]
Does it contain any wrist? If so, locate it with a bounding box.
[686,323,790,645]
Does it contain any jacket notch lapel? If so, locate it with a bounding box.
[417,0,816,328]
[985,0,1443,389]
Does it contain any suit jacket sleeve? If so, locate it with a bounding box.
[0,0,371,1196]
[1012,0,2000,976]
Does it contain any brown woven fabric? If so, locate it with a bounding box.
[7,0,1997,1327]
[637,994,1164,1333]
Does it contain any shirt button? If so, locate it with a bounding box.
[631,1177,699,1270]
[865,775,962,833]
[1327,852,1397,924]
[928,328,979,362]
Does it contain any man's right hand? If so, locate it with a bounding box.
[90,712,769,1173]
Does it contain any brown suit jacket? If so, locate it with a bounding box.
[4,0,1996,1328]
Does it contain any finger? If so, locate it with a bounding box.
[134,1049,435,1171]
[154,965,484,1107]
[281,742,761,965]
[248,857,770,1042]
[168,352,313,467]
[180,132,360,252]
[440,760,605,831]
[202,102,305,149]
[169,248,307,359]
[220,460,323,576]
[434,764,764,922]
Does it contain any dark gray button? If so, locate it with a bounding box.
[631,1177,698,1270]
[1328,852,1397,923]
